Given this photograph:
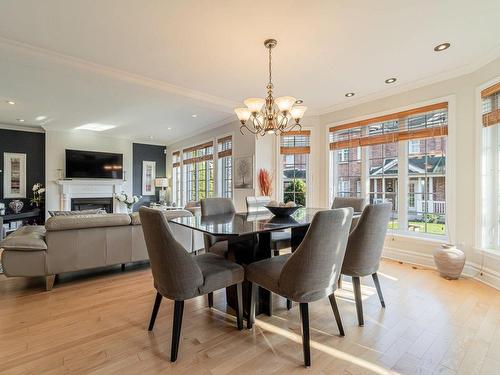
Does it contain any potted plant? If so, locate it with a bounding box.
[30,183,45,211]
[115,193,141,213]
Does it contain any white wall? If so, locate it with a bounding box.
[45,130,134,214]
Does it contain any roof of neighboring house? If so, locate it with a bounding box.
[370,156,445,176]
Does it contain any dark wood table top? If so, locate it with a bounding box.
[170,207,361,237]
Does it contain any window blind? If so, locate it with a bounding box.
[482,82,500,128]
[280,130,311,154]
[172,151,181,168]
[182,141,214,165]
[217,135,232,158]
[329,102,448,150]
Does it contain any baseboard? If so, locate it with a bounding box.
[382,246,500,290]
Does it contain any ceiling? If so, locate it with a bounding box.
[0,0,499,145]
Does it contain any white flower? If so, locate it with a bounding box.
[126,196,134,204]
[133,196,140,203]
[38,188,45,194]
[32,183,40,191]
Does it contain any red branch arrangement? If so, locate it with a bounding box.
[258,169,273,196]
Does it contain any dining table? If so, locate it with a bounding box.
[170,207,361,317]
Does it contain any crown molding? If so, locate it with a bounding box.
[0,122,45,133]
[0,36,239,112]
[316,45,500,115]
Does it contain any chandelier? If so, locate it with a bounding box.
[234,39,307,136]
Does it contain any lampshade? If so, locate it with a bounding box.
[290,105,308,120]
[234,107,251,122]
[275,96,296,112]
[154,178,169,188]
[244,98,266,113]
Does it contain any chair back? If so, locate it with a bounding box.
[200,197,235,216]
[280,208,353,302]
[139,207,203,300]
[341,203,392,277]
[246,196,271,213]
[331,197,366,212]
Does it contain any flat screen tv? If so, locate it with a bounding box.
[65,149,123,179]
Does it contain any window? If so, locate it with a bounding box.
[217,135,233,198]
[280,130,310,206]
[338,149,349,163]
[480,82,500,250]
[172,151,182,206]
[182,141,214,202]
[330,102,448,236]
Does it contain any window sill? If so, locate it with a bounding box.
[474,247,500,258]
[386,230,448,244]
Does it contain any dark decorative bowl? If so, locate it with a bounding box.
[264,205,301,217]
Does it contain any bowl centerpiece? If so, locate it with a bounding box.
[264,200,301,217]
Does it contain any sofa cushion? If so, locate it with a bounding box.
[45,214,131,231]
[48,209,107,217]
[0,225,47,251]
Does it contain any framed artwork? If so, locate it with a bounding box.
[234,155,254,189]
[3,153,26,199]
[142,161,156,195]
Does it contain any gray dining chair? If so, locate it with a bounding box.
[340,203,392,327]
[246,208,353,367]
[139,207,244,362]
[200,197,236,307]
[331,197,366,212]
[245,196,291,256]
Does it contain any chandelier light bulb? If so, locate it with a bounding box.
[244,98,266,113]
[234,107,251,123]
[290,105,308,120]
[275,96,296,112]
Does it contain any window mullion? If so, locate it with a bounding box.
[398,139,408,232]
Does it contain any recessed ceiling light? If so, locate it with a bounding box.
[191,114,198,118]
[6,100,15,105]
[385,78,397,84]
[345,92,355,97]
[167,127,172,130]
[434,42,451,52]
[295,99,304,104]
[75,123,116,132]
[17,118,25,122]
[35,115,47,121]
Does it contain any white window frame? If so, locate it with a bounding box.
[216,132,234,199]
[408,140,421,154]
[327,96,456,241]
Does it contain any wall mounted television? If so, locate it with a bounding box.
[65,149,123,179]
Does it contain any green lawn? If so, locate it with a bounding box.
[388,221,445,235]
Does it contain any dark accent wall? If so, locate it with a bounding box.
[132,143,166,210]
[0,129,45,213]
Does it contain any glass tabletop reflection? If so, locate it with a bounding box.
[170,207,328,236]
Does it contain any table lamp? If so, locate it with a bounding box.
[155,178,169,203]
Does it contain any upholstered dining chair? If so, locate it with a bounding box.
[246,208,353,367]
[331,197,366,212]
[340,203,392,327]
[246,196,292,256]
[139,207,244,362]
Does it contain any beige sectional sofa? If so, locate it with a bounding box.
[0,209,203,290]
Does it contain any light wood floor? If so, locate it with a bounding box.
[0,260,499,375]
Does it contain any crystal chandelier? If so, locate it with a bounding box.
[234,39,307,136]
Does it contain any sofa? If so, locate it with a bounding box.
[0,209,203,290]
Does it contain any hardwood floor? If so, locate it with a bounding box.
[0,260,499,374]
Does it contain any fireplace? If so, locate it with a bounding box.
[71,197,113,213]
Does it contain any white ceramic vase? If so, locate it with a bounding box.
[433,244,465,280]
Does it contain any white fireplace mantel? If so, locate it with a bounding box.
[56,179,126,213]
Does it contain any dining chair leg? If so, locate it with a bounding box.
[207,292,214,308]
[286,299,292,310]
[352,276,364,326]
[299,303,311,367]
[247,283,257,329]
[372,273,386,308]
[236,283,243,330]
[328,293,345,336]
[170,300,184,362]
[148,292,162,331]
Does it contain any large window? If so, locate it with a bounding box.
[330,102,448,237]
[172,151,182,206]
[280,130,310,206]
[217,135,232,198]
[182,141,214,202]
[481,82,500,250]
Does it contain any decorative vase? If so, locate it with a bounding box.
[433,244,465,280]
[9,200,24,214]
